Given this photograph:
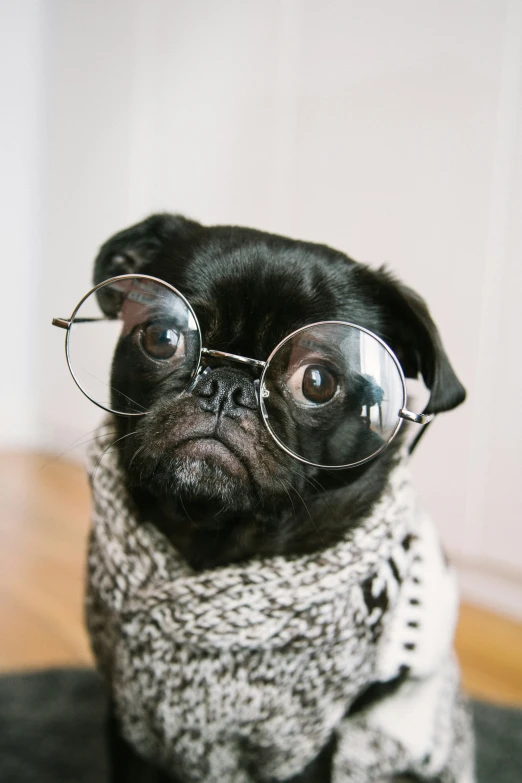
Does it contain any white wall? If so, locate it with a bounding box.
[1,0,521,618]
[1,0,46,448]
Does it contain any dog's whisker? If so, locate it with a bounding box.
[298,472,326,495]
[290,484,326,548]
[276,477,296,515]
[128,444,147,472]
[78,368,147,412]
[39,426,119,471]
[289,465,327,494]
[179,495,199,528]
[91,431,138,487]
[297,473,335,513]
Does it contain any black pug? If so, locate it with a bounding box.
[81,214,473,783]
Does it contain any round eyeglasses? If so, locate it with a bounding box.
[52,274,432,469]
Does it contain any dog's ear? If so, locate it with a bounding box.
[92,213,202,315]
[369,267,466,415]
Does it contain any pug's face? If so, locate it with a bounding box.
[93,215,465,566]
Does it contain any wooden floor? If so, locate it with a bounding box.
[1,452,522,707]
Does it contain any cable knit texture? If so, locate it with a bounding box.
[85,425,475,783]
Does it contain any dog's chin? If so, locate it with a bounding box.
[124,432,265,514]
[162,439,255,512]
[177,438,250,481]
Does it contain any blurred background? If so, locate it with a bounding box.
[1,0,521,696]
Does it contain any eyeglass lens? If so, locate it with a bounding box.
[260,323,405,467]
[68,277,200,414]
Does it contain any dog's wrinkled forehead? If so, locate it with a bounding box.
[180,240,366,358]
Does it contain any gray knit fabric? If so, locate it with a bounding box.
[85,425,475,783]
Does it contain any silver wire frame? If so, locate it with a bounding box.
[53,274,432,470]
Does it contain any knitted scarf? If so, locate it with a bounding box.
[85,425,475,783]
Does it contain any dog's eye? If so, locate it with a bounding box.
[287,364,339,406]
[140,323,184,361]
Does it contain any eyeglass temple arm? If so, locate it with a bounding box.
[52,317,109,328]
[399,407,435,458]
[398,408,434,426]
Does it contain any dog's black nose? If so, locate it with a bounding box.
[192,367,258,417]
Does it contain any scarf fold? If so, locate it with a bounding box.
[85,424,474,783]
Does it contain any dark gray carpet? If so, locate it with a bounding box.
[0,668,520,782]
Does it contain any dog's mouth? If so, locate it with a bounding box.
[175,436,249,481]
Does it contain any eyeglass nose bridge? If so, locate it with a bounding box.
[201,347,266,371]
